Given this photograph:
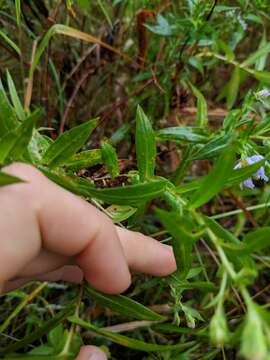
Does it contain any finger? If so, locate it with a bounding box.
[117,227,176,276]
[33,265,84,283]
[3,265,84,293]
[18,228,176,280]
[75,346,107,360]
[3,163,131,293]
[18,250,69,277]
[0,187,40,282]
[16,227,177,282]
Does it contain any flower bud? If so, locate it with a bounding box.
[210,304,229,346]
[240,303,268,360]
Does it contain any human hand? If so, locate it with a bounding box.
[0,163,176,359]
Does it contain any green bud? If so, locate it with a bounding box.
[210,304,229,346]
[240,302,268,360]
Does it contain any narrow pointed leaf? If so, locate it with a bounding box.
[176,158,263,196]
[101,141,120,179]
[85,286,165,321]
[41,169,167,205]
[241,227,270,254]
[0,89,18,135]
[156,127,208,143]
[191,134,231,160]
[76,177,167,205]
[0,303,75,355]
[0,130,18,163]
[189,83,208,127]
[68,316,195,352]
[63,149,102,170]
[241,40,270,68]
[42,118,98,168]
[226,66,240,109]
[0,171,23,186]
[106,204,137,222]
[0,30,21,55]
[8,109,41,160]
[136,106,156,180]
[189,145,235,209]
[6,70,25,121]
[156,208,197,279]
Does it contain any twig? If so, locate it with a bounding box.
[24,39,38,112]
[59,66,95,132]
[98,78,154,126]
[227,190,259,228]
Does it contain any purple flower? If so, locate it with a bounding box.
[234,155,268,189]
[256,88,270,99]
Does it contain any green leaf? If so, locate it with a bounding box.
[191,134,231,160]
[136,106,156,181]
[28,132,53,163]
[181,303,204,328]
[223,109,241,130]
[0,30,21,55]
[110,123,131,145]
[189,144,235,209]
[68,316,195,352]
[42,118,98,168]
[77,0,91,10]
[106,204,137,223]
[241,40,270,68]
[8,109,41,160]
[216,39,235,61]
[255,32,268,71]
[76,177,167,205]
[6,70,25,121]
[204,216,240,244]
[226,66,240,109]
[101,141,120,179]
[48,324,64,349]
[156,208,198,279]
[188,56,204,75]
[0,130,18,163]
[0,171,23,186]
[173,280,217,292]
[242,227,270,254]
[0,303,75,355]
[145,14,172,36]
[41,168,167,206]
[225,158,264,188]
[85,286,165,321]
[189,83,208,127]
[0,89,18,135]
[253,70,270,85]
[176,159,259,195]
[156,127,208,144]
[203,216,254,270]
[28,344,54,356]
[63,149,102,170]
[15,0,21,25]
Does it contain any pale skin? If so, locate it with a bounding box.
[0,163,176,360]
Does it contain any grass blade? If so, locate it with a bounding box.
[42,118,98,168]
[135,105,156,180]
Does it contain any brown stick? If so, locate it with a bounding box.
[59,67,95,133]
[227,190,259,228]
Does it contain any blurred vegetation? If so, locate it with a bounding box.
[1,0,270,359]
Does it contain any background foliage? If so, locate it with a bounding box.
[1,0,270,359]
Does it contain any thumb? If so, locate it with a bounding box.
[75,346,107,360]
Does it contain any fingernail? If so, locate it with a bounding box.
[88,350,107,360]
[162,244,173,252]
